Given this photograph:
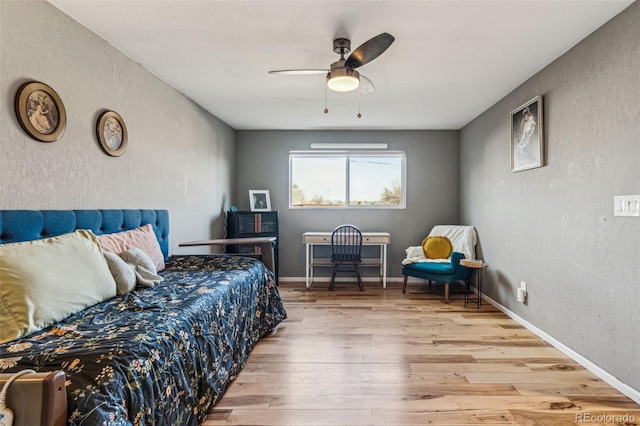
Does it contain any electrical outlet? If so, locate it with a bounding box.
[517,281,527,303]
[614,195,640,217]
[517,288,526,303]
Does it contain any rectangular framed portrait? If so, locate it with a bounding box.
[511,96,544,172]
[249,190,271,212]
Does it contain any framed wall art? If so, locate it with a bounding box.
[96,110,128,157]
[14,81,67,142]
[249,190,271,212]
[511,95,544,172]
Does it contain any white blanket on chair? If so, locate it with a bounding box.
[402,246,450,265]
[402,225,477,265]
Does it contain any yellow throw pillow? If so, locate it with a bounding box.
[422,236,453,259]
[0,230,117,343]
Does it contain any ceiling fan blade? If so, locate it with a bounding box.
[269,69,328,75]
[359,75,375,94]
[345,33,395,69]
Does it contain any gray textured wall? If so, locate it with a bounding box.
[4,0,636,399]
[235,130,460,278]
[460,3,639,392]
[0,0,236,255]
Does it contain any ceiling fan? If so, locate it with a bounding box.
[269,32,395,94]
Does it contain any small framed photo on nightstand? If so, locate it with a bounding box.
[249,190,271,212]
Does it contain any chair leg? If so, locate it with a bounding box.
[354,264,363,291]
[444,283,450,304]
[402,275,408,294]
[329,264,338,291]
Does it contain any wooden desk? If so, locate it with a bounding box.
[179,237,277,279]
[303,232,391,289]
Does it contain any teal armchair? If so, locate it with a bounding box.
[401,225,477,303]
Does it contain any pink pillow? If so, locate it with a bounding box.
[97,224,165,271]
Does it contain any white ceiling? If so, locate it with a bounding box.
[48,0,633,131]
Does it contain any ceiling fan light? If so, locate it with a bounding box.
[328,76,360,92]
[327,69,360,92]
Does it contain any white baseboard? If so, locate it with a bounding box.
[481,293,640,405]
[279,276,407,283]
[279,276,435,284]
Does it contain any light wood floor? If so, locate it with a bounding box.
[205,282,639,425]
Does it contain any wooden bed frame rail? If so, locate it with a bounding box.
[0,370,67,426]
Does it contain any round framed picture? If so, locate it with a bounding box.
[96,110,128,157]
[14,81,67,142]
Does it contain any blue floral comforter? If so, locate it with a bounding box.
[0,255,287,426]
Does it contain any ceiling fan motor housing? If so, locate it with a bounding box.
[327,67,360,79]
[327,61,359,79]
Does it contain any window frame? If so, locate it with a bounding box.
[289,150,406,209]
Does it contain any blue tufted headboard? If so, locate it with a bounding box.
[0,209,170,260]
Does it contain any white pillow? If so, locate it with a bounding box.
[103,252,136,295]
[0,230,117,343]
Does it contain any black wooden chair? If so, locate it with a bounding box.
[329,224,364,291]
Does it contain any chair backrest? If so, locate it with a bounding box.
[428,225,477,260]
[331,224,363,262]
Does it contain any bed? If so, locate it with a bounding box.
[0,209,287,426]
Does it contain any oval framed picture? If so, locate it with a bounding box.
[14,81,67,142]
[96,110,128,157]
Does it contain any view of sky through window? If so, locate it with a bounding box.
[292,156,346,206]
[290,152,405,208]
[349,156,402,205]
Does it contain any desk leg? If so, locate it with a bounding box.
[378,244,384,287]
[382,244,387,289]
[310,244,315,284]
[305,243,311,289]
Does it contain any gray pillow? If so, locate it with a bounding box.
[121,247,157,274]
[121,247,163,288]
[103,251,136,295]
[131,264,163,288]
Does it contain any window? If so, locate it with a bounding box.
[290,151,406,208]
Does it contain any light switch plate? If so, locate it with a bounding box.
[614,195,640,217]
